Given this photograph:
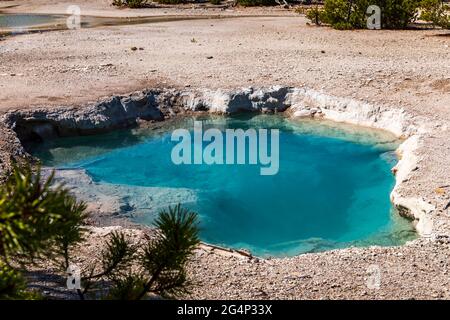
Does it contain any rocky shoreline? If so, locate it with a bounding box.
[1,1,449,298]
[0,85,441,233]
[1,85,450,299]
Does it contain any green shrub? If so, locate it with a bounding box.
[83,204,200,300]
[305,6,325,25]
[332,21,355,29]
[152,0,185,4]
[0,165,87,262]
[304,0,425,29]
[0,261,26,299]
[420,0,450,28]
[236,0,277,6]
[0,165,86,299]
[0,164,200,300]
[112,0,149,7]
[382,0,420,28]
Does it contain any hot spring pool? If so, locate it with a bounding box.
[30,115,416,257]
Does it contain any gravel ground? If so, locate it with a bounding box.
[1,0,450,299]
[25,225,450,300]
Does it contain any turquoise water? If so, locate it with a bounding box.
[31,115,416,257]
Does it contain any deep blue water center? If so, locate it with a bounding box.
[31,115,415,257]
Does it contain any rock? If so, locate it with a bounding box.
[119,202,135,212]
[310,107,321,114]
[293,109,313,118]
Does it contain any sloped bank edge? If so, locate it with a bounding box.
[0,85,437,238]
